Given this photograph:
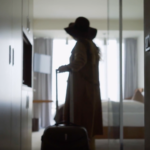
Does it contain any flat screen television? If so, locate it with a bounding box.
[33,53,51,74]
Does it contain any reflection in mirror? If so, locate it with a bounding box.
[122,0,144,150]
[107,0,120,150]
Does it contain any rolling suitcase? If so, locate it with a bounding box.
[41,70,90,150]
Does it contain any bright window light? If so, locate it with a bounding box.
[51,38,120,124]
[52,39,76,106]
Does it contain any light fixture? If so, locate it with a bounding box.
[103,38,107,45]
[66,37,68,45]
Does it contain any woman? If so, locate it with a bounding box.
[58,17,103,150]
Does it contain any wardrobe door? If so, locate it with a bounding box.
[28,0,33,45]
[21,89,33,150]
[27,90,33,150]
[0,1,12,150]
[11,0,22,149]
[21,90,28,150]
[22,0,33,44]
[22,0,29,37]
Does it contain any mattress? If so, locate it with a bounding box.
[101,100,144,127]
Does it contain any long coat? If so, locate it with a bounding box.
[64,39,103,138]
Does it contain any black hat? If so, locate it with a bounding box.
[64,17,97,40]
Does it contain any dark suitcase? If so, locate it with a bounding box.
[41,123,89,150]
[41,70,90,150]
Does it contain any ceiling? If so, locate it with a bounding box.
[33,0,143,20]
[33,0,144,38]
[33,0,107,19]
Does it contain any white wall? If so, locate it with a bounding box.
[33,19,143,38]
[33,19,143,30]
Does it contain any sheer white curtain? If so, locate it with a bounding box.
[32,38,120,126]
[51,39,108,103]
[51,38,120,124]
[124,38,138,99]
[95,39,120,101]
[94,39,108,100]
[33,38,53,128]
[107,39,120,101]
[51,39,76,124]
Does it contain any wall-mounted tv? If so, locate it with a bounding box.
[33,53,51,74]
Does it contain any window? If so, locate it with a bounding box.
[51,38,120,124]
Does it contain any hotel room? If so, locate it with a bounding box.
[32,1,144,149]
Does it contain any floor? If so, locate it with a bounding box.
[32,129,144,150]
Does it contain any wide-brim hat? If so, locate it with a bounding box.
[64,17,97,40]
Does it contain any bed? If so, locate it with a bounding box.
[96,89,144,139]
[54,89,145,139]
[102,100,144,126]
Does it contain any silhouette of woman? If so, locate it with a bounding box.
[58,17,103,150]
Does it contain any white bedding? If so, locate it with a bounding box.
[101,100,144,127]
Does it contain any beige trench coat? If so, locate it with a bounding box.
[64,39,103,138]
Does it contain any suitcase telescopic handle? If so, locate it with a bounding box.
[55,121,78,126]
[56,69,59,112]
[55,69,74,123]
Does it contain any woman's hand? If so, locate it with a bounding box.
[58,65,69,73]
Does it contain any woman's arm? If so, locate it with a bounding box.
[66,41,87,72]
[58,41,87,73]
